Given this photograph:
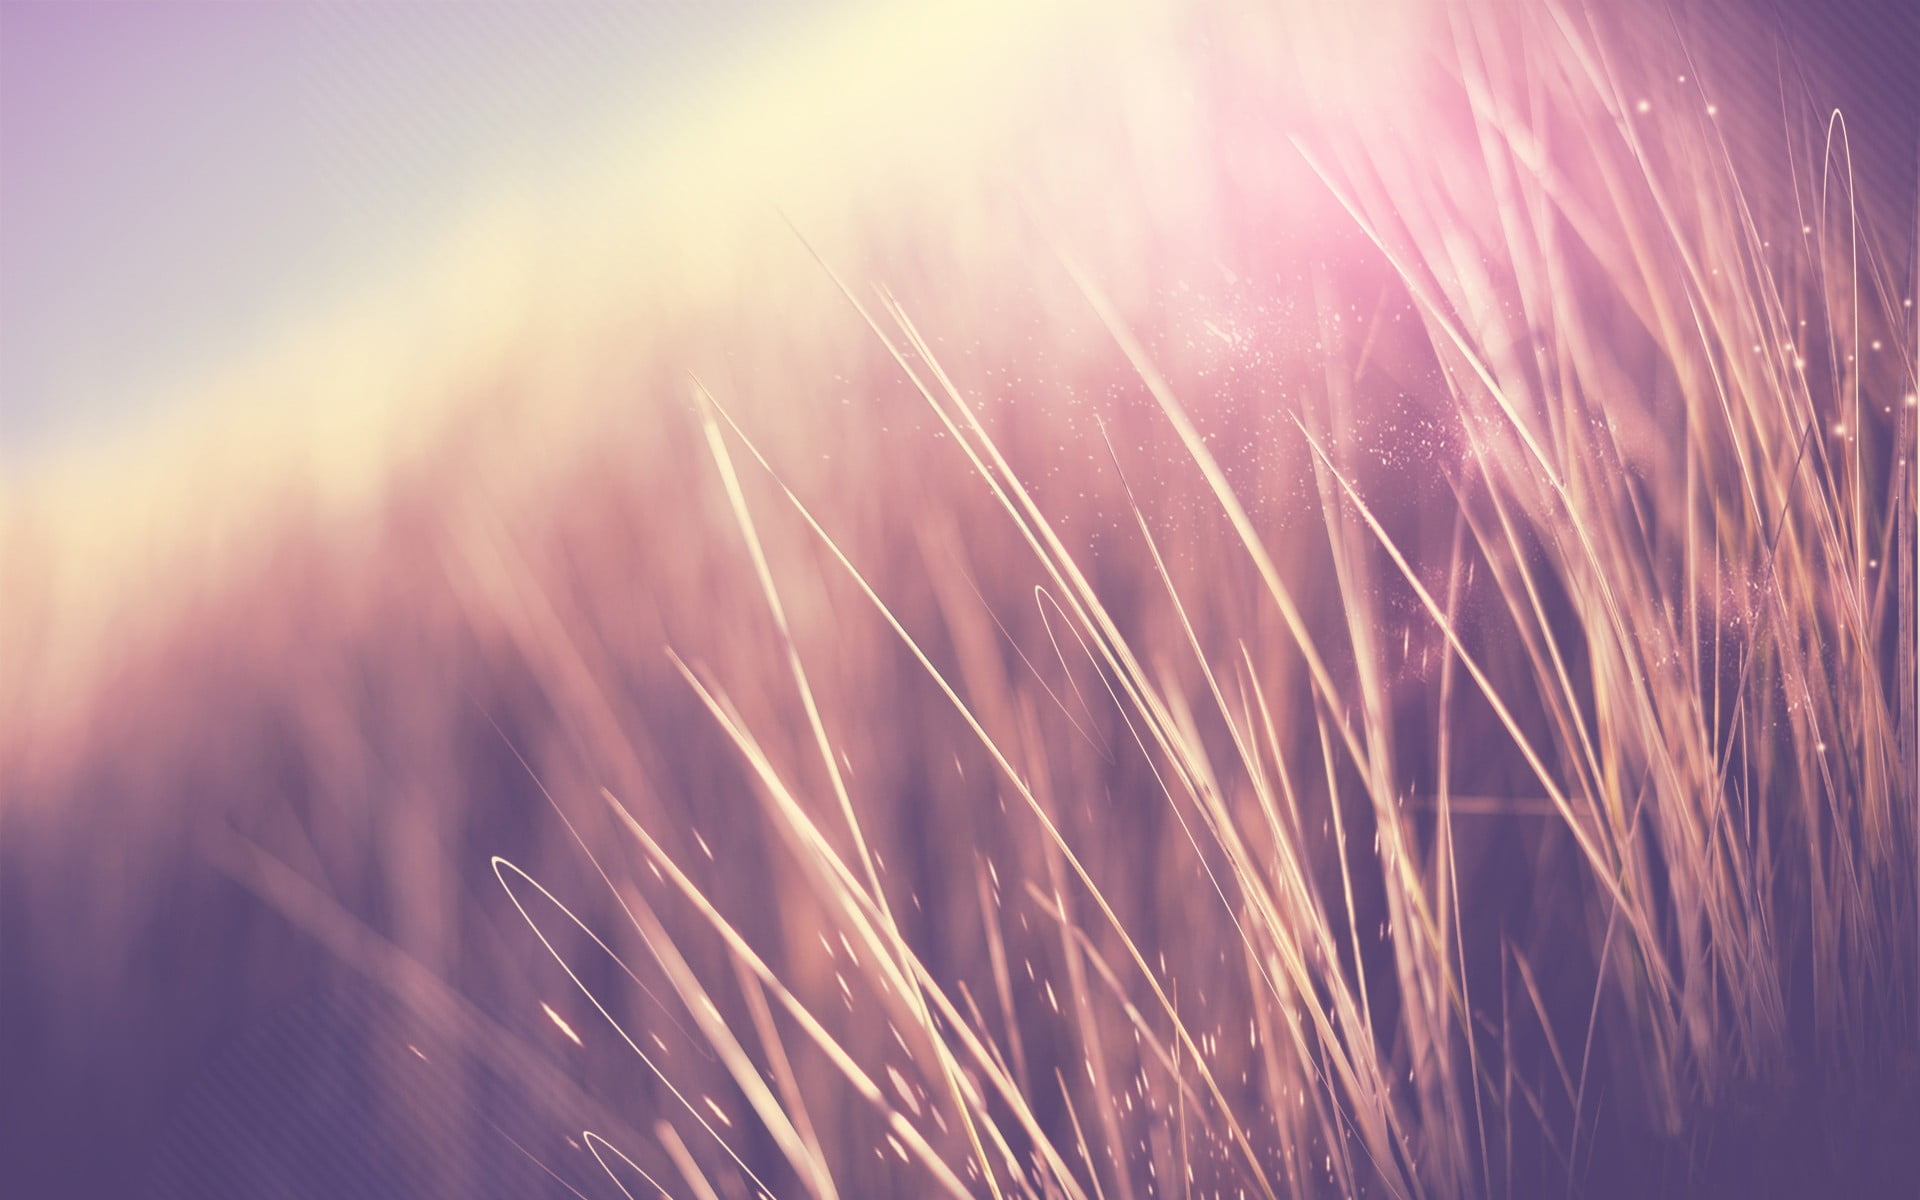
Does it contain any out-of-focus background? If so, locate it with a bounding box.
[1,0,815,461]
[2,1,1917,1197]
[6,0,1916,466]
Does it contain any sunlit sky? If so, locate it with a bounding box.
[0,0,823,464]
[3,0,1911,470]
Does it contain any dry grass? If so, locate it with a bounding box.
[2,0,1915,1196]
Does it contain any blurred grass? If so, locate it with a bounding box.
[2,0,1916,1196]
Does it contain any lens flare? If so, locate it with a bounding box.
[2,0,1917,1197]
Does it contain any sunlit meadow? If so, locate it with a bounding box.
[2,0,1916,1196]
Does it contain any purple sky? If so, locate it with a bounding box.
[0,0,808,463]
[1,0,1910,467]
